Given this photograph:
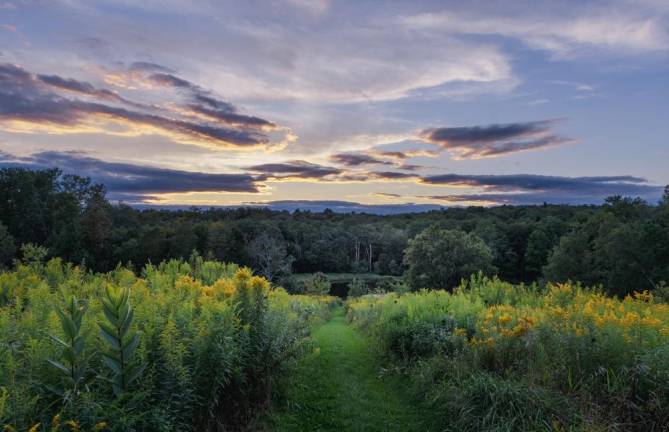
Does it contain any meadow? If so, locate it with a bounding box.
[0,255,337,431]
[348,274,669,431]
[3,253,669,431]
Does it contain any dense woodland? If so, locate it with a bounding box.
[1,167,668,297]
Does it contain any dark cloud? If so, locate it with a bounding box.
[0,63,283,149]
[35,73,138,106]
[188,104,276,128]
[330,152,394,167]
[330,151,428,171]
[420,120,571,159]
[398,163,423,171]
[419,173,663,204]
[375,150,408,159]
[148,72,195,89]
[37,74,98,94]
[247,160,342,179]
[0,150,261,201]
[193,93,236,112]
[146,72,276,128]
[423,120,552,144]
[373,192,402,198]
[375,149,440,159]
[371,171,418,180]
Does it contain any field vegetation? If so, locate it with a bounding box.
[0,253,336,431]
[348,275,669,431]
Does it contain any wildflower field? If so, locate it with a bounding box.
[0,257,337,431]
[348,275,669,431]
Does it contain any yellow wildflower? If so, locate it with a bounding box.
[633,290,654,303]
[498,314,512,325]
[65,420,80,432]
[234,267,253,282]
[93,422,108,431]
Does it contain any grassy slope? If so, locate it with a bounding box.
[265,308,435,432]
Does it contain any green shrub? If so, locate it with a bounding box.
[347,278,367,298]
[304,272,331,296]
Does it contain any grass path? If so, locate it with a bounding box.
[265,307,435,432]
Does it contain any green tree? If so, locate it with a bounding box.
[0,222,15,267]
[543,229,597,286]
[304,272,331,295]
[347,278,367,297]
[403,227,495,291]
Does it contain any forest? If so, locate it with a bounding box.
[1,167,668,297]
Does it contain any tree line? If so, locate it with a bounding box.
[1,167,668,296]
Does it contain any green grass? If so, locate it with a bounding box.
[265,307,435,432]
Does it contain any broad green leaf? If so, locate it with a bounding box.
[99,324,121,350]
[103,354,123,375]
[73,336,85,355]
[120,309,134,339]
[49,334,70,349]
[102,302,119,328]
[47,359,70,376]
[126,363,146,385]
[122,333,140,360]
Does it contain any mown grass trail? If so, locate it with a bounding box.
[265,307,435,432]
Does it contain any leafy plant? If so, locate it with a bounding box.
[347,278,367,298]
[304,272,331,296]
[98,285,144,397]
[0,257,334,430]
[47,295,88,403]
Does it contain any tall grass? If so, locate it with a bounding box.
[348,274,669,431]
[0,258,337,431]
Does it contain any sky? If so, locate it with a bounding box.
[0,0,667,211]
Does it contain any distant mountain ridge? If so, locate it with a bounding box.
[130,200,446,215]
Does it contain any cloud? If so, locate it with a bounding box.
[206,19,513,103]
[419,173,663,204]
[0,150,261,201]
[35,73,141,107]
[397,163,424,171]
[329,149,432,171]
[370,171,418,180]
[329,152,394,167]
[1,150,662,207]
[246,160,342,179]
[145,72,277,128]
[401,9,668,57]
[372,192,402,198]
[0,63,289,150]
[419,120,572,159]
[373,149,441,160]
